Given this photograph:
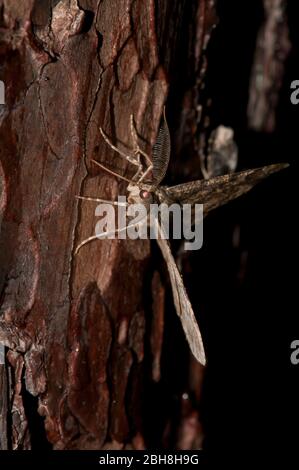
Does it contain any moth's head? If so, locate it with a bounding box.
[127,182,154,206]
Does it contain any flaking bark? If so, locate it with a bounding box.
[0,0,217,449]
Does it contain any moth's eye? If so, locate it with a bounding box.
[140,190,152,200]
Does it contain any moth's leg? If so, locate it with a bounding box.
[75,234,102,254]
[137,164,153,184]
[129,115,153,182]
[75,228,126,254]
[99,127,144,182]
[75,216,148,254]
[75,195,128,206]
[99,127,143,170]
[91,159,133,184]
[130,115,153,169]
[130,161,144,182]
[92,158,149,187]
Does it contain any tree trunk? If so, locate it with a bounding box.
[0,0,216,450]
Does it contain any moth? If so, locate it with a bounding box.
[76,109,288,366]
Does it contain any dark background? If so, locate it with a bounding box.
[201,0,297,454]
[195,0,298,454]
[145,0,298,457]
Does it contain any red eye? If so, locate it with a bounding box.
[140,190,151,199]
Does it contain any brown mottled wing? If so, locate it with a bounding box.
[154,218,206,365]
[152,108,171,186]
[164,163,288,214]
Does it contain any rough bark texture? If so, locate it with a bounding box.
[0,0,217,450]
[0,362,8,449]
[247,0,290,132]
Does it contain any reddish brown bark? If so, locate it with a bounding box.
[0,0,217,450]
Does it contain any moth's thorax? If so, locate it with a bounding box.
[155,186,174,204]
[127,182,155,207]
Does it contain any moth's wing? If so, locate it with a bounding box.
[154,218,206,365]
[152,108,171,186]
[164,163,288,215]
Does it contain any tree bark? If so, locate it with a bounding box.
[247,0,290,132]
[0,0,216,450]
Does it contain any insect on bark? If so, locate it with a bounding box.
[75,109,288,366]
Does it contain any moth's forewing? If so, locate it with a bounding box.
[164,163,288,215]
[152,109,171,186]
[154,217,206,365]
